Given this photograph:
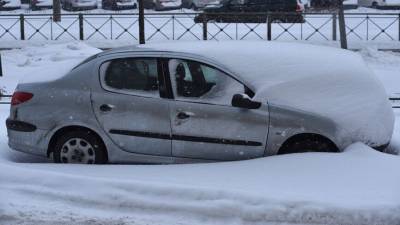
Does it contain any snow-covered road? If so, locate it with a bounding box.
[0,42,400,225]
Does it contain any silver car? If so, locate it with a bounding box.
[6,41,394,164]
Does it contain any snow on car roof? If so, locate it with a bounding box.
[134,41,361,92]
[136,41,393,147]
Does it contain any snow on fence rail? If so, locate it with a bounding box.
[0,12,400,43]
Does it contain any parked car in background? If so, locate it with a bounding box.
[0,0,21,10]
[358,0,400,8]
[102,0,137,10]
[61,0,97,10]
[6,41,394,164]
[143,0,182,10]
[194,0,304,23]
[182,0,214,9]
[30,0,52,10]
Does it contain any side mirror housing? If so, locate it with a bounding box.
[231,94,261,109]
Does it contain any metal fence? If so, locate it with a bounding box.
[1,12,400,42]
[0,91,399,107]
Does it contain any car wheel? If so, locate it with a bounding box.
[53,130,107,164]
[371,1,378,8]
[191,3,197,10]
[278,134,338,154]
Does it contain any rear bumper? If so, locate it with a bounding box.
[6,119,37,132]
[6,119,48,157]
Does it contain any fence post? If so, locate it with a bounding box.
[79,14,84,40]
[20,14,25,40]
[338,0,347,49]
[267,14,271,41]
[138,0,145,44]
[202,16,207,40]
[0,52,2,77]
[332,13,337,41]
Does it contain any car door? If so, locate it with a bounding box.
[165,58,269,161]
[91,56,171,157]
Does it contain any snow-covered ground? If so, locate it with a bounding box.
[0,42,400,225]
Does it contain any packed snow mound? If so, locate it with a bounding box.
[1,141,400,225]
[0,42,101,92]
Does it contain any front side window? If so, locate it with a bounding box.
[168,59,245,105]
[100,58,159,97]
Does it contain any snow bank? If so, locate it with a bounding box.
[0,42,101,93]
[1,128,400,225]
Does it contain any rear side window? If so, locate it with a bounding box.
[100,58,159,97]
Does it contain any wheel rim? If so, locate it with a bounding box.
[60,138,96,164]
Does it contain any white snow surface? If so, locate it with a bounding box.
[0,42,101,92]
[1,42,400,225]
[141,41,394,147]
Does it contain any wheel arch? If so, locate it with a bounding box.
[47,125,108,161]
[278,133,339,154]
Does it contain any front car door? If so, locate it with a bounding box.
[165,58,269,161]
[91,56,171,157]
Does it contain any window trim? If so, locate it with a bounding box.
[162,57,254,106]
[98,57,166,99]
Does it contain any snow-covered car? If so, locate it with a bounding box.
[30,0,52,10]
[102,0,137,10]
[61,0,97,11]
[0,0,21,10]
[358,0,400,8]
[144,0,182,10]
[6,41,394,164]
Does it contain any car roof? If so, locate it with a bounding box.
[96,41,358,93]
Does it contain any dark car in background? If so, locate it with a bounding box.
[194,0,304,23]
[0,0,21,10]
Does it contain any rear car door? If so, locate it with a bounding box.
[91,56,171,157]
[165,58,269,161]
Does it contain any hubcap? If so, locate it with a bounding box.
[60,138,95,164]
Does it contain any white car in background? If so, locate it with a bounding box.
[144,0,182,10]
[182,0,214,10]
[0,0,21,10]
[30,0,52,10]
[61,0,98,10]
[358,0,400,8]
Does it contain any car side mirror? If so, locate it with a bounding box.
[231,94,261,109]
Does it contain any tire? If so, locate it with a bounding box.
[371,1,378,8]
[278,134,338,155]
[53,130,107,164]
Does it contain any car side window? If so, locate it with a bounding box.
[168,59,245,106]
[100,58,159,97]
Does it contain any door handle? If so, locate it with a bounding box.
[177,111,190,120]
[99,104,114,112]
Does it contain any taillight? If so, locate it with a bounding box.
[11,92,33,106]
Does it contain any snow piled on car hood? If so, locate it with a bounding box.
[140,41,394,147]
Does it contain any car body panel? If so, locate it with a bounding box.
[169,100,269,160]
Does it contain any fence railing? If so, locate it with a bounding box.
[0,12,400,42]
[0,93,399,107]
